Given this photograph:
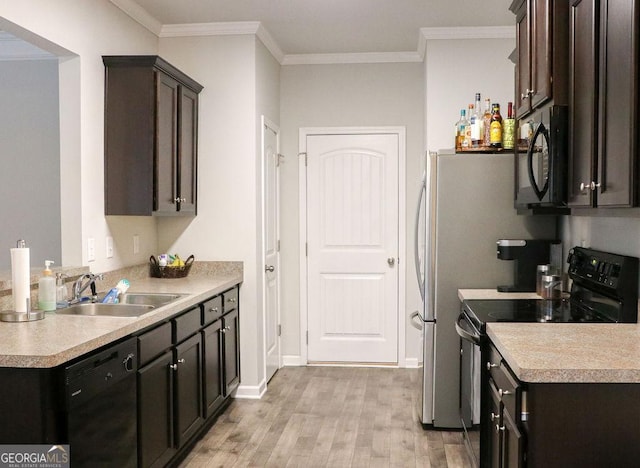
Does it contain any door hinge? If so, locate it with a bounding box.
[306,330,309,344]
[276,153,284,167]
[305,243,308,257]
[278,324,282,337]
[299,152,307,166]
[277,239,280,252]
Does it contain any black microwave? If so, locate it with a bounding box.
[514,105,568,209]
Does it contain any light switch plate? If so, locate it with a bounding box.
[106,236,114,258]
[87,237,96,262]
[133,235,140,254]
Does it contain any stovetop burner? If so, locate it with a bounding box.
[463,299,613,332]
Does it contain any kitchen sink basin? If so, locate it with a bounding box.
[56,303,154,318]
[120,293,183,307]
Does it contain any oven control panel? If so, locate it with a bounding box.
[568,247,638,293]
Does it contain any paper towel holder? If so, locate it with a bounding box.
[1,295,45,322]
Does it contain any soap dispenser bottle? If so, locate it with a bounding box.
[37,260,56,312]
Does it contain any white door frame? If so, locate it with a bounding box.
[262,116,282,380]
[298,126,406,367]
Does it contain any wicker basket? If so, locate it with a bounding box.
[149,255,194,279]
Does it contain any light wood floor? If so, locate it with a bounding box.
[180,366,473,468]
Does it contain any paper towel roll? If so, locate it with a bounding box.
[11,247,30,313]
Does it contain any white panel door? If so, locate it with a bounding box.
[263,120,280,382]
[306,133,399,363]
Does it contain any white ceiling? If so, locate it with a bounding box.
[122,0,514,56]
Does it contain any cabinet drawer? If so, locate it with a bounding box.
[223,287,239,313]
[173,307,201,343]
[202,295,223,326]
[138,322,172,366]
[488,345,520,418]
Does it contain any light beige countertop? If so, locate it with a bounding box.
[458,288,541,301]
[0,264,242,368]
[487,322,640,384]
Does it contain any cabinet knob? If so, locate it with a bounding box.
[220,326,231,334]
[173,197,181,203]
[490,412,498,422]
[580,181,602,192]
[209,307,219,313]
[228,298,237,303]
[499,389,512,397]
[486,362,499,371]
[169,363,178,370]
[495,424,506,433]
[177,358,185,364]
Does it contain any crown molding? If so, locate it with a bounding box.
[418,25,515,60]
[109,0,163,35]
[282,51,422,66]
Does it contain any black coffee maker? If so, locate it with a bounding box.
[496,239,560,292]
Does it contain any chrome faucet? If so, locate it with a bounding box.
[71,273,104,303]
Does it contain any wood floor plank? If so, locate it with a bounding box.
[180,367,469,468]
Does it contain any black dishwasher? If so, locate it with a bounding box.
[64,336,138,467]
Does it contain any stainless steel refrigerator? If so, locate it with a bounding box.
[411,151,556,428]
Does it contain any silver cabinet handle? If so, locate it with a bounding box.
[174,197,181,203]
[486,362,499,371]
[228,298,237,303]
[169,363,178,370]
[387,257,395,267]
[499,389,512,397]
[580,181,602,191]
[177,358,185,364]
[496,424,506,433]
[209,307,219,313]
[490,412,499,422]
[181,197,186,203]
[221,326,231,334]
[265,265,275,272]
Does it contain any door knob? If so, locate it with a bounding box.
[265,265,275,273]
[387,257,395,267]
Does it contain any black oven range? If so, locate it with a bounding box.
[456,247,639,467]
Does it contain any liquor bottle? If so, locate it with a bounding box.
[502,102,515,150]
[470,93,483,148]
[489,103,503,149]
[454,109,468,151]
[463,103,474,149]
[482,98,492,147]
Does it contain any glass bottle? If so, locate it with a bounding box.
[464,103,474,149]
[502,102,515,150]
[470,93,483,148]
[489,103,503,149]
[482,98,492,148]
[455,109,469,151]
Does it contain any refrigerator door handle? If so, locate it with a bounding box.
[414,173,427,301]
[410,311,423,331]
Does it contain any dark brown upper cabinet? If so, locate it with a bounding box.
[103,56,203,216]
[568,0,640,208]
[511,0,569,119]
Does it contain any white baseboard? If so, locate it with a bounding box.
[282,355,305,366]
[233,379,267,399]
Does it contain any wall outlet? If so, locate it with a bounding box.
[133,235,140,254]
[87,237,96,262]
[106,236,114,258]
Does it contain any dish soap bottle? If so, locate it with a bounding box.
[38,260,56,312]
[56,273,69,308]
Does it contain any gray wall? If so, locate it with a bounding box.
[0,59,61,270]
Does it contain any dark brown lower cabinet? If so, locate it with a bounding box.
[483,341,640,467]
[174,334,204,446]
[138,351,175,468]
[203,320,224,416]
[223,308,240,395]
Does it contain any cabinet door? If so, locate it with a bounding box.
[515,1,532,118]
[489,384,502,468]
[531,0,552,109]
[174,334,204,447]
[178,86,198,214]
[502,407,525,468]
[596,0,639,207]
[138,351,175,468]
[568,0,598,207]
[155,72,179,214]
[202,321,224,416]
[222,309,240,395]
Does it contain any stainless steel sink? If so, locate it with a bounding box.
[56,303,154,317]
[120,293,183,307]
